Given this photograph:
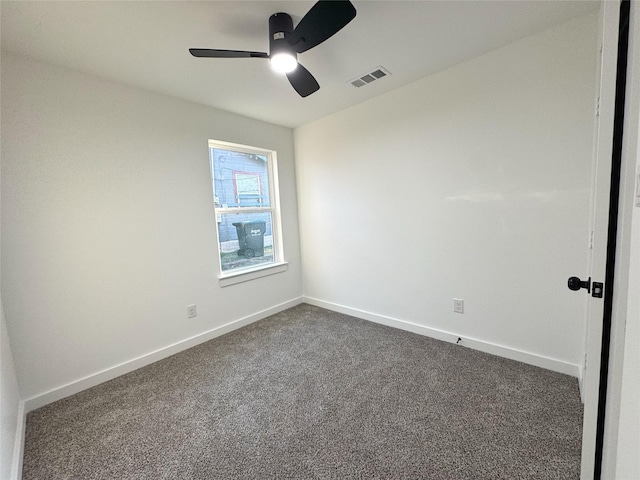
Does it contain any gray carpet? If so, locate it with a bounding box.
[23,304,583,479]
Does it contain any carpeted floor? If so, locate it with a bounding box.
[23,304,583,479]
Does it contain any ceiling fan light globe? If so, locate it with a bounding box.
[270,53,298,74]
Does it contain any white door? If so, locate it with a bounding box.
[580,1,623,478]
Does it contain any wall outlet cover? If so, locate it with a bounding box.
[453,298,464,314]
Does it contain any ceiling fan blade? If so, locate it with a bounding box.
[286,63,320,97]
[189,49,268,59]
[289,0,356,53]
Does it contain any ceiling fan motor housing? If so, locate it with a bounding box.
[269,13,296,59]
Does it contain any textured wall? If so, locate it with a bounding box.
[294,14,598,373]
[1,53,302,400]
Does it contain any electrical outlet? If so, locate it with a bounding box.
[187,304,197,319]
[453,298,464,314]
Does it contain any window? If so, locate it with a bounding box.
[209,140,284,279]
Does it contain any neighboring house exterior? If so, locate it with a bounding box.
[209,148,273,245]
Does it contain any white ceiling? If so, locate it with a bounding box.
[1,0,599,128]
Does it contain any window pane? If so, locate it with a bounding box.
[217,212,274,272]
[210,148,271,208]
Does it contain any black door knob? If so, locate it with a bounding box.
[568,276,591,293]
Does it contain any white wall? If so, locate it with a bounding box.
[1,53,302,403]
[295,14,598,374]
[1,303,22,480]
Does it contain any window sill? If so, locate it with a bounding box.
[218,262,288,287]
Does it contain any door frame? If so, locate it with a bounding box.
[582,1,633,479]
[593,1,630,478]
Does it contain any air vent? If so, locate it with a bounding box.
[349,66,391,88]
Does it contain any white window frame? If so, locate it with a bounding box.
[208,139,286,286]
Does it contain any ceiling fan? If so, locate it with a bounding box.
[189,1,357,98]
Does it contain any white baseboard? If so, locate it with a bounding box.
[304,296,580,378]
[24,297,303,412]
[22,294,579,412]
[10,400,26,480]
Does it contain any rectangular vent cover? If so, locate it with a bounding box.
[349,66,391,88]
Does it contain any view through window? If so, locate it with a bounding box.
[209,140,282,274]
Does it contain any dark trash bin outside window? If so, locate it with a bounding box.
[232,221,266,258]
